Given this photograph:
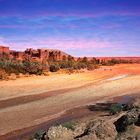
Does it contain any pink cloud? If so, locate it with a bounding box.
[2,37,139,57]
[3,37,113,52]
[0,37,9,46]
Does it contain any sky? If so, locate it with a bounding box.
[0,0,140,56]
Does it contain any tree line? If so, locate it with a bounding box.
[0,52,134,77]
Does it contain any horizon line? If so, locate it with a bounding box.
[0,45,140,58]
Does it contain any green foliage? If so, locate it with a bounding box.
[49,63,60,72]
[0,60,25,74]
[109,103,123,115]
[81,57,88,63]
[101,59,132,66]
[76,62,87,69]
[0,58,44,75]
[23,60,43,75]
[1,52,9,60]
[57,56,101,71]
[0,55,101,76]
[58,61,69,69]
[67,55,74,61]
[87,64,96,70]
[90,57,100,64]
[30,130,46,140]
[62,121,77,131]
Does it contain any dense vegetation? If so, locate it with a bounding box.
[0,53,134,79]
[0,54,100,76]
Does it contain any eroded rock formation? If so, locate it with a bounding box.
[0,46,70,62]
[1,46,140,63]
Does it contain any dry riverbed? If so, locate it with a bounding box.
[0,64,140,139]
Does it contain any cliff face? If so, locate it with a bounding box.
[0,46,10,54]
[0,46,70,62]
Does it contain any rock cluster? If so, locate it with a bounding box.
[0,46,70,62]
[32,98,140,140]
[47,120,117,140]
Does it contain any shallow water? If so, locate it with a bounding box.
[106,74,128,81]
[112,93,140,105]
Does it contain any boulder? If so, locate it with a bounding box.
[73,122,87,137]
[127,108,140,124]
[47,125,74,140]
[94,122,117,140]
[75,120,117,140]
[133,98,140,108]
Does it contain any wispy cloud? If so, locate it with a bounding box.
[0,36,9,46]
[2,37,115,53]
[0,0,140,56]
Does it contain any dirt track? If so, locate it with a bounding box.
[0,64,140,138]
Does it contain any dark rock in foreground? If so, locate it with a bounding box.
[32,98,140,140]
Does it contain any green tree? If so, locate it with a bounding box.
[82,57,88,63]
[23,60,43,75]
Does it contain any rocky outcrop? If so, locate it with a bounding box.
[0,46,70,62]
[46,99,140,140]
[133,98,140,108]
[1,46,140,63]
[94,122,117,140]
[0,46,10,55]
[47,120,117,140]
[74,120,117,140]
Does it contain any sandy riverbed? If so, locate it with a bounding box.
[0,64,140,139]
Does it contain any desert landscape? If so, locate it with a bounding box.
[0,0,140,139]
[0,64,140,139]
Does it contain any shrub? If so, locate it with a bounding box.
[122,104,134,111]
[109,103,123,115]
[87,64,95,70]
[59,61,69,69]
[49,63,60,72]
[23,60,43,75]
[31,130,46,140]
[67,68,74,74]
[62,121,77,131]
[0,55,101,77]
[82,57,88,63]
[6,62,25,74]
[0,60,25,74]
[0,69,8,80]
[76,62,87,69]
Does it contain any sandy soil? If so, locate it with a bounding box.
[0,64,140,138]
[1,64,140,100]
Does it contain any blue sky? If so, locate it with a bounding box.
[0,0,140,56]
